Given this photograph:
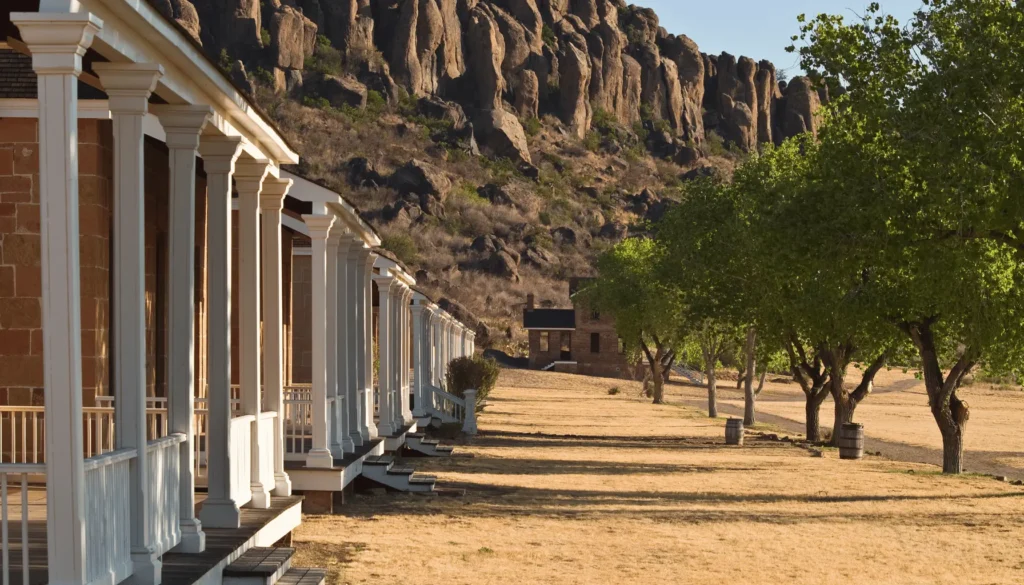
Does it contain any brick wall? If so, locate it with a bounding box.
[0,118,114,407]
[290,251,312,383]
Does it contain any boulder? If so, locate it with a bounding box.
[388,159,453,199]
[661,34,705,144]
[418,193,447,217]
[487,249,521,282]
[572,0,600,29]
[471,234,502,254]
[559,41,592,139]
[268,4,317,70]
[754,60,780,144]
[346,157,387,187]
[152,0,202,45]
[478,183,514,206]
[467,6,506,109]
[514,69,540,118]
[495,0,544,51]
[620,54,643,123]
[418,96,471,131]
[682,164,720,182]
[551,226,579,245]
[524,246,557,268]
[492,7,533,74]
[229,60,254,96]
[590,21,625,120]
[720,95,756,152]
[779,76,821,141]
[382,199,422,227]
[539,0,569,22]
[598,221,628,241]
[714,53,759,151]
[318,75,368,108]
[473,108,533,166]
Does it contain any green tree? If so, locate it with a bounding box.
[581,238,681,404]
[794,0,1024,472]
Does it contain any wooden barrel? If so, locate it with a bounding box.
[725,418,744,446]
[838,423,864,460]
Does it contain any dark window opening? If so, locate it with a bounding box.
[591,333,600,353]
[560,332,572,361]
[591,310,600,321]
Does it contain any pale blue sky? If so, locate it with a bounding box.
[633,1,924,77]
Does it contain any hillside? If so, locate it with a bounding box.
[154,0,823,351]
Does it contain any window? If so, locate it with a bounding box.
[591,310,601,321]
[591,332,601,353]
[618,337,625,354]
[539,331,549,352]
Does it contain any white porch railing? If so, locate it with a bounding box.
[429,386,466,423]
[229,416,254,507]
[0,462,43,585]
[283,386,312,460]
[84,448,134,585]
[147,434,185,558]
[257,413,276,489]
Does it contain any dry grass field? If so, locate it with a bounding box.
[293,369,1024,585]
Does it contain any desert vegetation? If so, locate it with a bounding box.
[584,0,1024,475]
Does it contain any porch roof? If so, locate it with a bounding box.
[523,308,577,331]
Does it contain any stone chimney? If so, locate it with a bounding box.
[527,293,535,309]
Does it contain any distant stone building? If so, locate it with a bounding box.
[522,279,636,379]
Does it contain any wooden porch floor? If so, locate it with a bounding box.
[6,491,302,585]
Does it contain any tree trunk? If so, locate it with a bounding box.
[703,346,718,417]
[941,424,965,474]
[756,368,767,395]
[804,385,828,442]
[707,369,718,418]
[742,327,757,426]
[830,393,853,446]
[651,361,665,404]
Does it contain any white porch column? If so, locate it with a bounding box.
[154,104,212,554]
[94,61,164,583]
[359,250,378,439]
[303,214,336,468]
[11,14,100,585]
[325,229,343,457]
[391,285,405,429]
[259,178,293,496]
[197,136,244,529]
[436,313,444,387]
[374,276,396,435]
[234,159,271,509]
[325,229,342,457]
[344,240,364,447]
[410,302,426,418]
[400,288,413,424]
[335,237,355,452]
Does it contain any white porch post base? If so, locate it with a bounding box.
[305,448,334,469]
[273,472,293,496]
[249,483,272,509]
[198,499,241,529]
[177,518,206,554]
[131,550,161,585]
[364,389,377,438]
[350,389,365,446]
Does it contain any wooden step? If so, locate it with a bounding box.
[277,568,327,585]
[363,455,395,466]
[223,547,294,585]
[388,465,415,475]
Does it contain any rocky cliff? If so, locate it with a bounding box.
[157,0,821,156]
[152,0,823,350]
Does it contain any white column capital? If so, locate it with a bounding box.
[199,137,244,174]
[11,12,102,74]
[373,275,395,295]
[259,177,293,210]
[303,214,335,239]
[234,158,271,196]
[153,104,213,150]
[92,62,163,113]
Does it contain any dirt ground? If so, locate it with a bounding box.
[669,366,1024,480]
[293,369,1024,585]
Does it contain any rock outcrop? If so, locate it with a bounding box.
[183,0,822,154]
